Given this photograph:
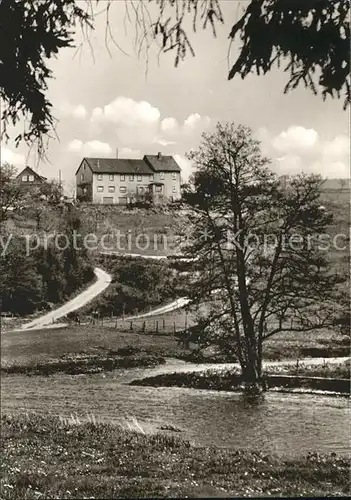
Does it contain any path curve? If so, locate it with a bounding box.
[125,297,190,321]
[20,268,112,331]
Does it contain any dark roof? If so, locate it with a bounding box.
[144,154,181,172]
[79,155,181,175]
[84,158,153,175]
[16,166,47,181]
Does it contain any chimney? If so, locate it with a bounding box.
[116,148,119,159]
[157,152,162,159]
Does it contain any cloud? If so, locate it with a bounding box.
[91,107,104,122]
[183,113,211,132]
[117,147,141,159]
[1,147,25,166]
[90,96,162,147]
[273,155,303,175]
[91,96,160,127]
[153,137,177,147]
[67,139,83,153]
[258,126,349,179]
[161,117,179,134]
[60,102,88,120]
[68,139,112,156]
[321,135,349,159]
[72,105,88,120]
[272,126,319,152]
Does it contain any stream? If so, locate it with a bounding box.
[2,358,349,457]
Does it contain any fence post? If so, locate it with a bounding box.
[115,319,118,328]
[142,321,146,332]
[173,321,176,334]
[130,321,133,331]
[163,318,165,330]
[156,321,159,333]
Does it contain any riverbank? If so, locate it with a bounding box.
[1,413,349,499]
[130,360,350,395]
[2,348,165,376]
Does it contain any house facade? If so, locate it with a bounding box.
[75,153,182,204]
[16,166,47,190]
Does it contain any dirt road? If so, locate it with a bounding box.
[20,268,112,331]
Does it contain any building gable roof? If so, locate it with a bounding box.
[16,166,47,181]
[84,158,153,175]
[143,154,181,172]
[80,155,181,175]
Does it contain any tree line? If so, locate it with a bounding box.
[0,206,94,315]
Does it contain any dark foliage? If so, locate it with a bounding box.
[0,207,94,315]
[149,0,350,107]
[228,0,350,109]
[84,256,179,317]
[1,0,348,153]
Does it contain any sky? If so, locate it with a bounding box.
[2,0,350,194]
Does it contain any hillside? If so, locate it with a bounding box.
[3,188,349,262]
[4,203,188,256]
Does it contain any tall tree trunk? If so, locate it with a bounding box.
[239,331,265,395]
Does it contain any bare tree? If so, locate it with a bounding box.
[182,122,343,394]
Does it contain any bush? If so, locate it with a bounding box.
[84,256,181,317]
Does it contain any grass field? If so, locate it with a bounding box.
[1,326,187,371]
[2,319,349,374]
[1,413,349,499]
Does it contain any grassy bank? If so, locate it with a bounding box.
[130,360,350,395]
[1,326,186,374]
[2,325,349,374]
[1,413,349,499]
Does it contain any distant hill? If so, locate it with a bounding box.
[279,176,349,191]
[321,178,350,190]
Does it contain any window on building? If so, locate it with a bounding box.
[172,172,177,180]
[83,164,86,170]
[81,173,84,181]
[172,185,177,193]
[149,174,154,181]
[120,186,127,193]
[129,174,134,181]
[155,185,162,193]
[120,174,125,181]
[22,175,28,182]
[108,186,115,193]
[137,175,142,182]
[109,174,114,181]
[28,175,34,182]
[97,186,104,192]
[97,174,103,180]
[160,172,165,180]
